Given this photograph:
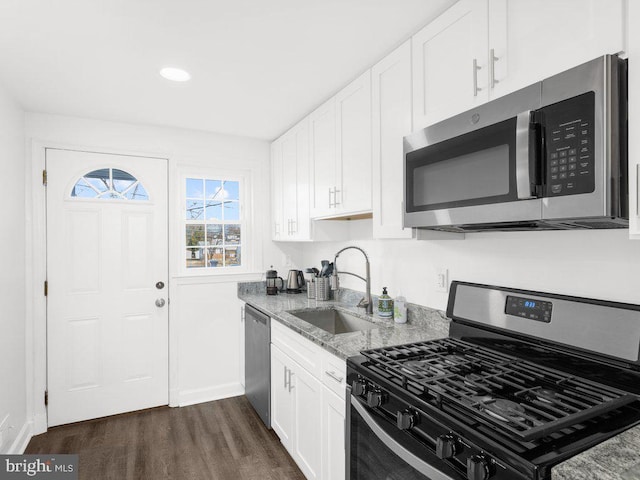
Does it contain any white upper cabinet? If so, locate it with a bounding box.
[412,0,489,130]
[334,70,372,216]
[489,0,625,99]
[270,140,284,241]
[412,0,625,131]
[280,118,311,241]
[371,40,414,239]
[310,71,372,218]
[310,98,337,218]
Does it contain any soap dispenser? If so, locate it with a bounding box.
[378,287,394,318]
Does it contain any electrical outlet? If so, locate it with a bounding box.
[435,268,449,293]
[285,255,292,267]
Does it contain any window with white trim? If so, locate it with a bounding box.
[185,177,243,270]
[71,168,149,200]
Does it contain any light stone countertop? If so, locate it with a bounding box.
[238,282,640,480]
[238,286,450,360]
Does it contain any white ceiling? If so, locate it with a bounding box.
[0,0,455,140]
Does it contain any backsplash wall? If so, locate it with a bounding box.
[300,219,640,311]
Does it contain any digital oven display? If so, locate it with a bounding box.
[505,295,553,323]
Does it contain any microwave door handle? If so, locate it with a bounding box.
[350,395,457,480]
[515,111,536,199]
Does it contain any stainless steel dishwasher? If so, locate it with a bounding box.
[244,304,270,428]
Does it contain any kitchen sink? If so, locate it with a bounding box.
[288,308,379,335]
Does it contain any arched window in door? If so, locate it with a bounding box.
[71,168,149,200]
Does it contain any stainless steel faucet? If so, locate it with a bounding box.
[330,246,372,315]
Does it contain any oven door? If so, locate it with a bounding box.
[347,392,464,480]
[403,83,542,229]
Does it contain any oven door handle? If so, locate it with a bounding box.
[515,110,536,200]
[350,396,457,480]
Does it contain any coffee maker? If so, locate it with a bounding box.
[265,270,284,295]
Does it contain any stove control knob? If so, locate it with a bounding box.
[351,380,366,396]
[366,391,384,408]
[467,454,494,480]
[435,434,460,459]
[396,410,418,430]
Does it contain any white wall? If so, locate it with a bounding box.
[302,220,640,311]
[0,84,27,453]
[25,113,302,421]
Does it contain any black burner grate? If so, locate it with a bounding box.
[361,338,637,441]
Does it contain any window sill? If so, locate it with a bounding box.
[172,271,263,285]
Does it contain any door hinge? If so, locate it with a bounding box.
[44,390,48,406]
[42,169,47,186]
[44,280,48,297]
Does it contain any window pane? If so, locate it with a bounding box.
[224,201,240,221]
[72,178,97,198]
[206,180,223,201]
[186,200,204,220]
[207,247,224,268]
[225,247,241,266]
[223,181,239,201]
[186,248,205,268]
[224,224,241,245]
[206,224,223,245]
[186,178,204,199]
[186,224,205,247]
[205,201,223,221]
[85,173,110,193]
[123,182,149,201]
[112,169,136,193]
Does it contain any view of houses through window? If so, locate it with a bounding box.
[185,177,241,269]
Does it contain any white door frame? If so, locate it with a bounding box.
[26,140,179,435]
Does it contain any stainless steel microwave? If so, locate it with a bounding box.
[403,55,628,232]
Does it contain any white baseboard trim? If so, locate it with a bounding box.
[7,421,33,454]
[178,383,245,407]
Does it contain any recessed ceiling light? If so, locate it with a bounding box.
[160,67,191,82]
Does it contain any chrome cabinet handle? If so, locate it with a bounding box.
[288,370,294,392]
[489,48,499,89]
[274,222,280,236]
[333,188,341,206]
[291,219,297,234]
[473,58,482,97]
[325,371,344,384]
[155,298,166,308]
[284,366,289,389]
[328,187,333,208]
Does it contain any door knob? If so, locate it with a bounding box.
[155,298,166,307]
[156,281,165,289]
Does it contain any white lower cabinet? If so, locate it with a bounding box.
[271,344,294,450]
[321,386,346,480]
[271,323,346,480]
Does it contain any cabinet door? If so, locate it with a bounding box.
[281,126,299,240]
[321,387,345,480]
[489,0,625,99]
[412,0,489,130]
[271,345,294,450]
[270,140,284,240]
[372,40,414,239]
[292,119,311,240]
[310,98,337,218]
[292,361,323,480]
[335,70,372,215]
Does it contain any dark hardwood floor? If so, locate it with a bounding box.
[26,396,306,480]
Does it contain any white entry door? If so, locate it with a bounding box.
[46,148,169,427]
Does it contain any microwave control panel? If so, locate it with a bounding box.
[542,92,595,197]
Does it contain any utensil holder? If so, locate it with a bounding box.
[315,277,331,301]
[306,280,315,299]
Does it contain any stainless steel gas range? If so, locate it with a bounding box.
[346,281,640,480]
